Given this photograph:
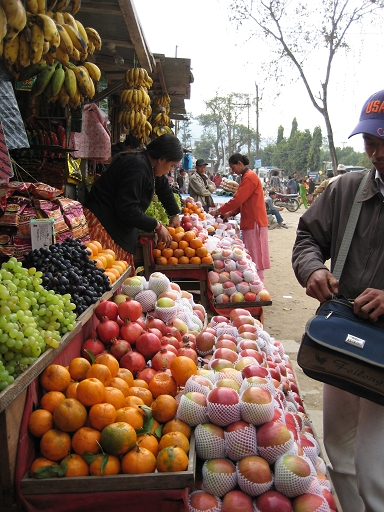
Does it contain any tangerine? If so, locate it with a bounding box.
[68,357,92,381]
[116,368,134,387]
[64,381,79,399]
[153,248,162,259]
[179,256,190,264]
[89,453,121,476]
[115,406,145,429]
[162,248,173,259]
[158,431,190,454]
[151,394,178,424]
[110,376,130,396]
[40,391,66,413]
[89,402,116,431]
[128,386,153,406]
[162,419,192,439]
[137,433,159,457]
[29,457,59,478]
[53,398,87,433]
[40,429,71,461]
[123,395,145,408]
[156,257,168,265]
[100,421,137,456]
[86,363,112,386]
[189,256,201,265]
[156,445,189,472]
[132,378,148,389]
[76,377,106,407]
[104,271,116,283]
[167,227,176,236]
[40,364,71,392]
[91,240,103,252]
[61,453,90,477]
[183,231,196,243]
[170,241,179,251]
[190,238,203,249]
[184,247,196,258]
[148,371,178,398]
[85,242,99,257]
[103,386,125,409]
[170,356,197,386]
[178,240,189,250]
[71,426,101,455]
[167,257,179,265]
[95,354,119,378]
[121,445,156,474]
[28,409,53,438]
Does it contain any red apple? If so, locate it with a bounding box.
[211,315,229,324]
[232,315,255,329]
[237,324,258,334]
[210,358,234,372]
[237,455,272,484]
[217,333,237,344]
[214,347,239,363]
[184,391,207,407]
[278,454,312,477]
[257,421,292,448]
[229,308,252,322]
[292,493,328,512]
[241,364,269,379]
[207,387,239,406]
[230,292,245,302]
[189,491,221,511]
[241,386,272,405]
[244,292,257,302]
[215,338,237,352]
[255,490,293,512]
[225,420,251,433]
[221,490,254,512]
[215,378,240,392]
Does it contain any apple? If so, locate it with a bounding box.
[224,259,237,272]
[221,490,254,512]
[123,276,142,287]
[222,281,236,290]
[202,458,237,497]
[237,324,258,334]
[211,315,229,324]
[225,420,251,433]
[207,387,239,406]
[196,331,216,354]
[187,374,213,391]
[239,349,263,363]
[258,289,271,301]
[183,222,193,231]
[209,358,234,372]
[232,315,255,329]
[255,490,293,512]
[215,378,241,392]
[238,332,258,341]
[244,291,257,302]
[113,293,130,305]
[193,303,206,315]
[157,291,179,301]
[237,455,272,484]
[156,297,175,308]
[213,347,239,363]
[241,386,272,405]
[170,282,181,292]
[322,488,337,510]
[216,293,230,303]
[229,270,243,283]
[215,338,237,352]
[235,357,260,371]
[277,454,312,478]
[229,308,252,322]
[193,309,205,322]
[256,421,292,448]
[292,493,328,512]
[214,260,225,271]
[208,271,220,284]
[184,391,207,407]
[238,339,259,351]
[189,491,221,511]
[217,333,237,343]
[230,292,245,302]
[241,364,269,380]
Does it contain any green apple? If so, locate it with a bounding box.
[113,293,129,305]
[156,297,175,308]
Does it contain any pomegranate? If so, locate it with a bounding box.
[135,317,146,329]
[120,349,146,376]
[146,327,163,340]
[96,316,120,344]
[119,319,143,345]
[160,334,181,350]
[136,367,157,384]
[109,339,131,360]
[117,297,142,322]
[151,348,177,371]
[182,333,196,348]
[81,337,105,361]
[160,343,178,355]
[177,345,198,364]
[145,316,167,335]
[167,317,188,335]
[135,332,162,361]
[94,300,118,321]
[164,326,182,343]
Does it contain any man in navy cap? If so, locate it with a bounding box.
[292,90,384,512]
[188,158,216,211]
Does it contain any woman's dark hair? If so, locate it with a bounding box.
[228,153,249,166]
[146,134,183,162]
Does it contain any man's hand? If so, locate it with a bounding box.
[353,288,384,322]
[306,269,339,303]
[169,215,180,228]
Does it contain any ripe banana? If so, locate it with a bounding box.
[18,59,46,80]
[18,29,30,68]
[26,0,38,14]
[52,11,64,24]
[50,61,65,96]
[37,0,46,14]
[63,23,86,51]
[55,45,69,65]
[35,13,59,43]
[58,82,69,107]
[87,39,95,55]
[64,65,76,97]
[83,61,100,81]
[29,22,44,63]
[31,60,57,96]
[70,0,80,15]
[3,34,19,66]
[85,27,101,50]
[56,22,73,55]
[74,19,88,45]
[62,11,76,29]
[1,0,27,41]
[53,0,69,12]
[70,46,80,61]
[0,6,7,42]
[68,63,91,98]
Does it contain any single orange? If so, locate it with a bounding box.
[190,238,203,249]
[115,406,145,429]
[40,429,71,461]
[167,226,176,236]
[40,364,71,392]
[170,240,179,251]
[156,445,189,472]
[40,391,66,413]
[148,371,178,398]
[170,356,197,386]
[85,242,99,257]
[91,240,103,252]
[196,246,208,258]
[162,419,192,439]
[178,240,189,250]
[86,363,112,386]
[64,381,79,399]
[53,398,87,433]
[156,256,168,265]
[76,377,106,407]
[162,248,173,259]
[183,231,196,243]
[68,357,92,381]
[189,256,202,265]
[151,394,178,424]
[123,395,145,408]
[108,267,120,279]
[184,247,196,258]
[137,433,159,457]
[28,409,53,438]
[121,445,156,474]
[89,402,116,431]
[201,255,213,264]
[172,232,185,243]
[103,386,126,409]
[61,453,90,477]
[100,421,137,456]
[29,457,59,478]
[153,248,162,259]
[173,248,184,259]
[128,386,153,406]
[104,271,117,283]
[71,426,101,455]
[96,254,108,268]
[89,454,121,476]
[109,376,130,397]
[174,226,185,234]
[167,256,179,265]
[116,368,134,387]
[95,354,119,378]
[132,378,149,389]
[179,256,190,264]
[158,431,190,453]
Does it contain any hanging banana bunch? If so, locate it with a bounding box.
[150,93,173,136]
[118,67,154,144]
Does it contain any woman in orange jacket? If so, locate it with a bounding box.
[214,153,270,282]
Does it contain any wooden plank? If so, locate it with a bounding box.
[214,300,272,308]
[20,434,196,495]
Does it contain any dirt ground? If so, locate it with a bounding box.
[261,207,326,453]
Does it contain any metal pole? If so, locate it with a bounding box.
[247,101,251,161]
[255,82,259,159]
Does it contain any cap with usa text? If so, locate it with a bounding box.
[349,90,384,139]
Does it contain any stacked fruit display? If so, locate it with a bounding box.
[83,240,130,285]
[1,0,102,107]
[118,67,153,144]
[0,256,77,390]
[153,226,213,266]
[179,310,336,512]
[150,93,173,137]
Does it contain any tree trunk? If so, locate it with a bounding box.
[323,106,338,173]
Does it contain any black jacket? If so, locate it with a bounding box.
[84,151,180,254]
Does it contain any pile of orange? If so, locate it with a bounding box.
[153,227,213,266]
[84,240,129,283]
[28,354,196,477]
[182,200,206,219]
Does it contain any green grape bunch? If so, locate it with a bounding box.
[0,257,77,391]
[145,193,182,227]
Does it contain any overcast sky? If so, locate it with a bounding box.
[135,0,384,154]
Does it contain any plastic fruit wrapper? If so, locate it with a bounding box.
[121,280,144,297]
[236,462,274,497]
[206,399,241,427]
[134,289,157,313]
[194,423,226,460]
[148,272,170,295]
[184,376,212,396]
[202,459,237,497]
[154,303,179,323]
[257,434,296,465]
[239,376,276,396]
[215,325,238,339]
[224,423,258,461]
[176,393,209,427]
[239,396,275,426]
[213,369,243,387]
[188,490,222,512]
[273,453,315,498]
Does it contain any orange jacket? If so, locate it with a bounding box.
[218,170,268,229]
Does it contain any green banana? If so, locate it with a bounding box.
[50,62,65,96]
[18,60,47,81]
[31,60,58,96]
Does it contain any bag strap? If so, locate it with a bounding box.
[332,172,370,280]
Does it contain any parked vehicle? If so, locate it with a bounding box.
[272,192,300,212]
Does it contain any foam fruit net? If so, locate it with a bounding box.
[134,289,157,312]
[257,436,295,464]
[236,465,274,497]
[184,377,212,396]
[206,400,241,427]
[239,399,275,426]
[224,424,258,461]
[202,460,237,497]
[188,490,222,512]
[148,273,170,295]
[176,394,209,426]
[273,454,315,498]
[153,303,179,323]
[194,423,226,460]
[214,370,243,386]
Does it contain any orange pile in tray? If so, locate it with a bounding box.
[153,227,213,265]
[182,200,206,219]
[84,241,129,283]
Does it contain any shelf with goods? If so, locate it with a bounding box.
[0,267,130,510]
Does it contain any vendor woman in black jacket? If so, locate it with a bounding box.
[84,134,183,269]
